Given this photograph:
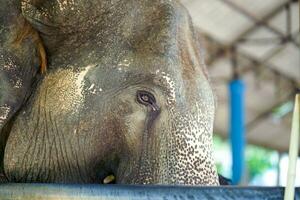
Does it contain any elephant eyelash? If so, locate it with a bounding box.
[136,90,156,106]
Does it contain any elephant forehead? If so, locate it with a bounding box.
[21,0,106,24]
[20,0,132,38]
[20,0,179,34]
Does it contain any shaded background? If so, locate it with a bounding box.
[180,0,299,186]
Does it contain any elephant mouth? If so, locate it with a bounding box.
[95,157,121,184]
[96,167,117,184]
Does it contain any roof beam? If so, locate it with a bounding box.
[219,0,299,47]
[246,93,295,131]
[238,47,299,85]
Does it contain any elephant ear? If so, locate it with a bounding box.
[0,0,46,176]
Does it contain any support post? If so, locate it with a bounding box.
[229,79,246,185]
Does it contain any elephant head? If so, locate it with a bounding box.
[1,0,219,185]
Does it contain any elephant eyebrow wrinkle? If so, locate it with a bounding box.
[124,71,170,93]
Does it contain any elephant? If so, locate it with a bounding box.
[0,0,220,185]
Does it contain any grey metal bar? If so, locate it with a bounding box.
[237,37,283,45]
[233,1,289,44]
[0,184,299,200]
[285,3,292,37]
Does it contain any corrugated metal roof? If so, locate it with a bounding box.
[180,0,300,152]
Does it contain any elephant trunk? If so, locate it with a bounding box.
[119,101,219,186]
[156,103,219,185]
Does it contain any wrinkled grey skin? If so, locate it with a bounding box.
[0,0,41,180]
[0,0,219,185]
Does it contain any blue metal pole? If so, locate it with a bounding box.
[229,79,246,185]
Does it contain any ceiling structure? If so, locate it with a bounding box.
[180,0,299,152]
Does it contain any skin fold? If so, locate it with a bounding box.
[0,0,219,185]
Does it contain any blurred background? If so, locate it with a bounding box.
[180,0,299,186]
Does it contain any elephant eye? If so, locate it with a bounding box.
[137,90,156,106]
